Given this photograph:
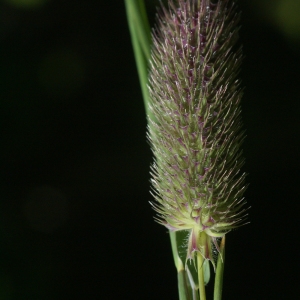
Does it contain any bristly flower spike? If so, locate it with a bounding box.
[148,0,248,268]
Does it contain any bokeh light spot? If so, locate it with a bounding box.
[274,0,300,40]
[4,0,48,9]
[23,185,69,233]
[38,48,86,98]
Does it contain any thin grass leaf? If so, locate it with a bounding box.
[170,231,192,300]
[214,236,225,300]
[124,0,151,116]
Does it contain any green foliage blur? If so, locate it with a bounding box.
[0,0,299,299]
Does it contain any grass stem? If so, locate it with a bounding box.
[197,252,206,300]
[214,237,225,300]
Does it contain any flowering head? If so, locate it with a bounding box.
[148,0,248,266]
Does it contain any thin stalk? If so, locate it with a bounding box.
[178,270,191,300]
[214,237,226,300]
[136,0,151,57]
[170,231,192,300]
[124,0,151,117]
[197,252,206,300]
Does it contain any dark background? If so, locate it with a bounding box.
[0,0,299,299]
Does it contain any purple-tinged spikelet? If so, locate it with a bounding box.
[148,0,247,265]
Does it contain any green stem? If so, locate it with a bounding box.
[124,0,152,118]
[135,0,151,58]
[213,237,226,300]
[170,231,191,300]
[197,252,206,300]
[178,270,191,300]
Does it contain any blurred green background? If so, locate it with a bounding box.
[0,0,299,299]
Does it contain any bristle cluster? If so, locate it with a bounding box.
[148,0,247,262]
